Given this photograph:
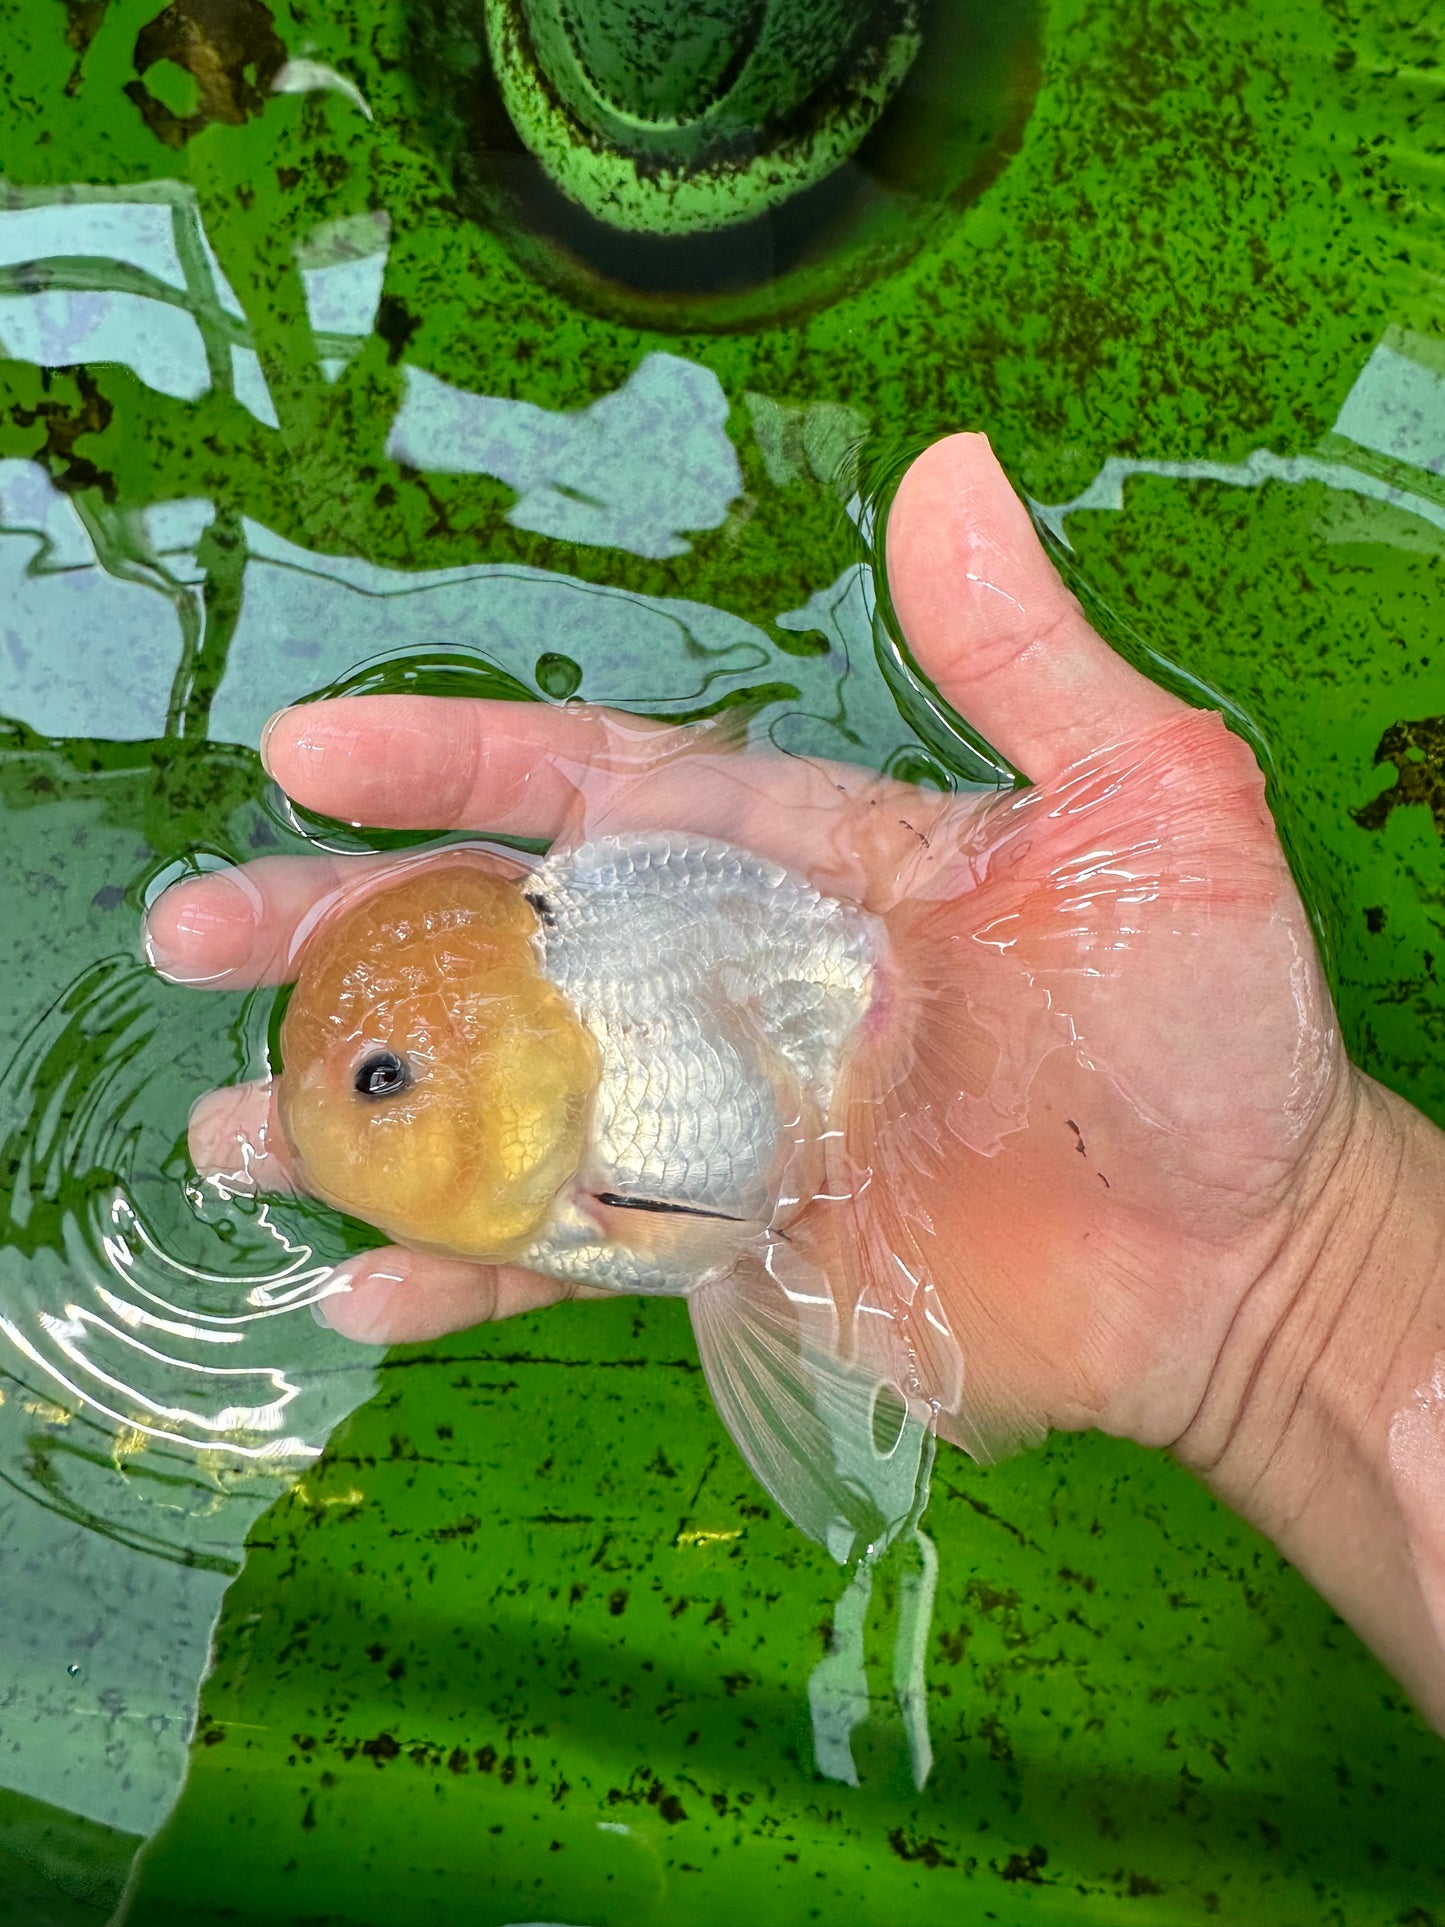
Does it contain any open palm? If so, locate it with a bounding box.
[148,435,1353,1461]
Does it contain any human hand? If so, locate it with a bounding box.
[147,431,1445,1727]
[145,432,1354,1457]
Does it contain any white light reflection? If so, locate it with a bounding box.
[40,1303,310,1441]
[92,1286,247,1344]
[0,1315,319,1463]
[0,1174,366,1468]
[272,58,374,122]
[107,1191,335,1320]
[761,1236,833,1311]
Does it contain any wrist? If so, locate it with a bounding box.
[1175,1073,1445,1728]
[1175,1073,1434,1490]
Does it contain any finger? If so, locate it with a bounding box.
[148,773,966,998]
[147,853,413,989]
[190,1085,604,1342]
[885,432,1184,784]
[315,1245,597,1345]
[188,1079,298,1195]
[262,696,667,833]
[260,695,899,877]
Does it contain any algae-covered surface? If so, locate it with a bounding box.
[0,0,1443,1921]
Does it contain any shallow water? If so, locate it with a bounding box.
[0,0,1443,1921]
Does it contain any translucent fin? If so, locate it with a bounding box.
[688,1249,933,1565]
[834,709,1304,1463]
[807,1559,872,1786]
[891,1516,939,1789]
[540,707,754,847]
[692,1248,943,1788]
[804,1511,939,1792]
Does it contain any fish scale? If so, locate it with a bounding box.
[523,831,878,1284]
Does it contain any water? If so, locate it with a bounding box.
[0,0,1443,1920]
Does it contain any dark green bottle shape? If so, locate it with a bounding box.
[417,0,1042,327]
[488,0,923,234]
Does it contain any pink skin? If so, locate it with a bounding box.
[148,435,1445,1728]
[1390,1357,1445,1652]
[144,431,1353,1452]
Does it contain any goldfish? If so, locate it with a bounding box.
[278,830,958,1560]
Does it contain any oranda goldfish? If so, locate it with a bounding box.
[280,831,965,1558]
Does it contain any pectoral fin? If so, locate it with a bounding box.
[688,1249,934,1564]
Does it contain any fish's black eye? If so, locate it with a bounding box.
[354,1050,411,1100]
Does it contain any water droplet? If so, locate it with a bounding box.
[535,652,583,700]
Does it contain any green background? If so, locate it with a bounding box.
[0,0,1442,1921]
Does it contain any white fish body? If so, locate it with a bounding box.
[511,831,934,1566]
[516,831,878,1293]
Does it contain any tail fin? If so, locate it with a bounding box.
[830,709,1305,1463]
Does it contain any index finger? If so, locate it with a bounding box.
[262,698,667,834]
[259,696,955,901]
[262,698,845,839]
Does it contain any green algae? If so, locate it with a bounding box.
[121,1355,1445,1926]
[0,0,1442,1920]
[0,1784,139,1924]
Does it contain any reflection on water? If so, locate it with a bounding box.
[0,898,379,1831]
[387,353,743,557]
[0,183,986,1835]
[0,178,957,768]
[0,454,945,761]
[1033,327,1445,546]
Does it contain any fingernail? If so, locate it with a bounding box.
[310,1265,359,1330]
[318,1266,405,1345]
[144,871,256,983]
[312,1256,373,1333]
[259,708,291,776]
